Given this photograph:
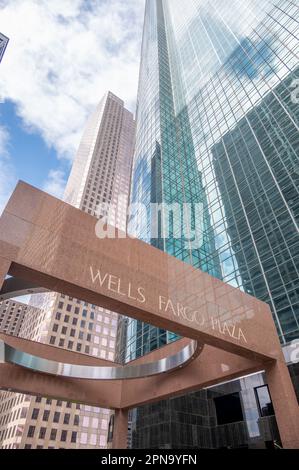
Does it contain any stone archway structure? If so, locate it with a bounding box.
[0,182,298,448]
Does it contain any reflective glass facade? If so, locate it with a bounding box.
[0,33,9,63]
[119,0,299,448]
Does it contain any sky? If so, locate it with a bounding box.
[0,0,144,213]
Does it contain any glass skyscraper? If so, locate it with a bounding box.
[119,0,299,448]
[0,33,9,63]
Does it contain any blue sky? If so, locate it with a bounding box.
[0,100,68,190]
[0,0,144,212]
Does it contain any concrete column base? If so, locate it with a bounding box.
[112,409,129,449]
[266,359,299,448]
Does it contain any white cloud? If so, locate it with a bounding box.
[0,125,17,214]
[0,125,9,156]
[43,168,67,199]
[0,0,144,160]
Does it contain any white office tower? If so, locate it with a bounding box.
[0,92,135,449]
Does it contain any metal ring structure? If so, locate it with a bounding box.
[0,277,204,380]
[0,277,49,301]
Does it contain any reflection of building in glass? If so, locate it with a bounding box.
[0,33,9,63]
[0,92,135,449]
[118,0,299,448]
[212,70,299,343]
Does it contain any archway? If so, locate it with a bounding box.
[0,181,298,448]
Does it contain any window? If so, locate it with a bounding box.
[50,429,57,440]
[43,410,50,421]
[58,302,64,309]
[108,415,114,442]
[50,336,56,345]
[255,385,274,417]
[63,413,70,425]
[101,419,108,430]
[71,431,77,443]
[66,304,72,312]
[74,415,79,426]
[214,393,244,425]
[61,430,67,442]
[27,426,35,438]
[53,412,60,423]
[39,427,46,439]
[91,418,98,428]
[31,408,39,420]
[83,416,89,427]
[80,433,87,445]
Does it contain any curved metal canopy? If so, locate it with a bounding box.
[0,338,202,380]
[0,277,49,301]
[0,277,203,380]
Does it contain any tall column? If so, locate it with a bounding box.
[112,409,129,449]
[266,358,299,448]
[0,257,10,291]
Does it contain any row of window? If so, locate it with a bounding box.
[27,426,77,443]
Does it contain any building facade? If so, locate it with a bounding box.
[0,91,135,449]
[119,0,299,448]
[0,299,37,337]
[0,300,41,448]
[0,33,9,63]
